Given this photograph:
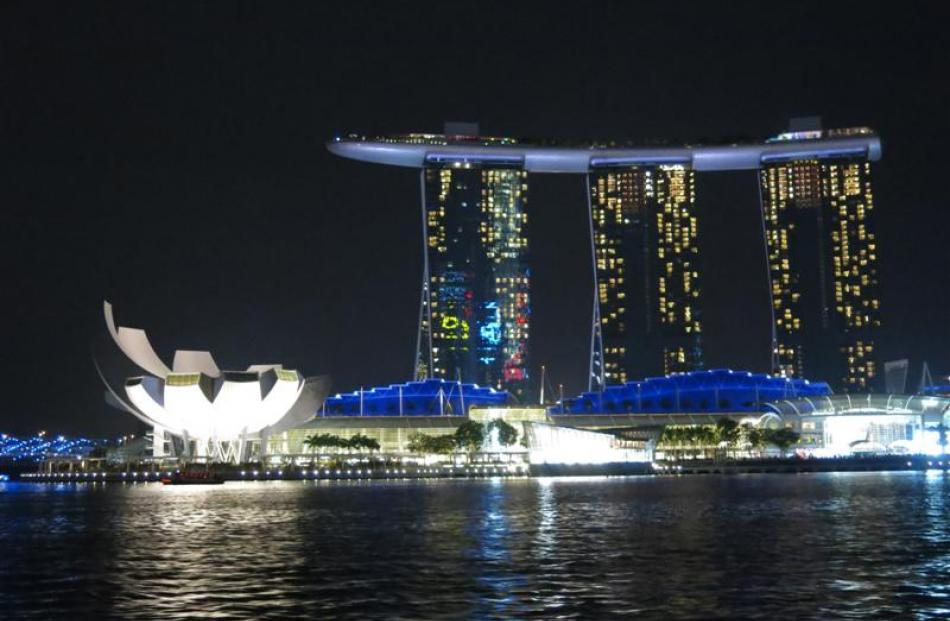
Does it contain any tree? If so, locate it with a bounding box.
[764,428,800,453]
[407,432,428,454]
[659,426,680,446]
[659,424,716,459]
[303,433,344,452]
[304,433,380,453]
[407,432,455,455]
[715,418,740,446]
[741,423,765,455]
[454,420,485,453]
[487,419,519,447]
[430,435,457,454]
[348,433,380,452]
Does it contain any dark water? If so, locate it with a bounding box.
[1,473,949,620]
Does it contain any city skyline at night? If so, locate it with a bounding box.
[4,3,948,435]
[5,6,950,621]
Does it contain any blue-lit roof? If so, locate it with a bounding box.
[323,379,509,416]
[0,434,100,463]
[921,384,950,397]
[552,369,832,415]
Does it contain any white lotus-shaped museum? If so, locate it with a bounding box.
[96,301,328,462]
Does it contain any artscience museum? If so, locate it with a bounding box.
[95,302,329,463]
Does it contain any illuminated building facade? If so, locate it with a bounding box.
[588,165,702,388]
[328,121,882,396]
[760,126,882,391]
[95,302,330,463]
[416,160,530,399]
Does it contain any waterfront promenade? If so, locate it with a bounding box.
[17,454,950,483]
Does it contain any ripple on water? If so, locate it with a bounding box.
[0,473,949,619]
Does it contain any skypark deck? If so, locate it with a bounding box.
[327,129,882,173]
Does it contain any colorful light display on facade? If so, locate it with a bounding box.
[417,160,530,399]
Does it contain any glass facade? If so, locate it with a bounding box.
[588,165,702,386]
[760,152,881,391]
[417,163,530,399]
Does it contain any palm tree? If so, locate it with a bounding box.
[303,433,348,454]
[348,433,380,452]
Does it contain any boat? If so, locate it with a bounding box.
[160,470,225,485]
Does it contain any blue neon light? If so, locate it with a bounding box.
[553,369,832,415]
[479,302,502,346]
[323,379,509,416]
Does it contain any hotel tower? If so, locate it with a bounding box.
[587,165,703,389]
[413,124,531,400]
[760,121,881,391]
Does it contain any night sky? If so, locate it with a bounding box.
[3,2,948,436]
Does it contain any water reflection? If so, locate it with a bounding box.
[533,478,557,560]
[464,479,522,618]
[1,473,950,619]
[915,472,950,614]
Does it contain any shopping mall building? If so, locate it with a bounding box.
[260,370,950,464]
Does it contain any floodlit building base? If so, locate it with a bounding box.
[106,390,948,466]
[523,422,652,465]
[257,411,653,467]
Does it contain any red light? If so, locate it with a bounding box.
[504,368,525,381]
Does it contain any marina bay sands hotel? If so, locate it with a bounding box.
[328,120,882,399]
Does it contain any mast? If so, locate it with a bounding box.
[539,365,546,405]
[414,169,434,380]
[585,173,606,392]
[756,171,780,375]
